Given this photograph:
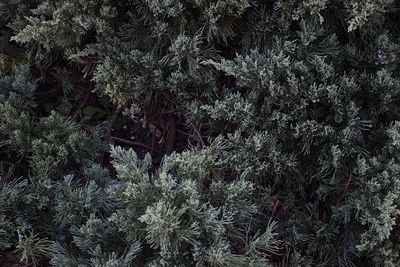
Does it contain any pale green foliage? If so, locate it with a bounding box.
[0,65,36,109]
[94,46,164,104]
[195,0,250,41]
[30,111,103,177]
[347,122,400,252]
[16,231,53,267]
[189,92,255,131]
[2,0,400,266]
[0,176,30,250]
[145,0,184,18]
[345,0,395,31]
[45,145,281,266]
[11,1,116,48]
[105,145,277,265]
[0,102,31,152]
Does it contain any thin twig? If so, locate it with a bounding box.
[271,200,280,219]
[165,115,177,155]
[73,85,92,120]
[186,117,205,147]
[105,103,125,142]
[0,161,30,169]
[336,174,353,205]
[33,88,59,96]
[151,113,162,155]
[100,103,125,164]
[111,136,152,151]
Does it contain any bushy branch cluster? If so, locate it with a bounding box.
[1,0,400,266]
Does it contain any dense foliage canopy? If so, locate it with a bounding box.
[1,0,400,266]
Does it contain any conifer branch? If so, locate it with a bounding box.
[105,103,125,142]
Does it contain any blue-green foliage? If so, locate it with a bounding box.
[1,0,400,266]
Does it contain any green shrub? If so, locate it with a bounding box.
[1,0,400,266]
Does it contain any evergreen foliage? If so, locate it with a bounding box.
[1,0,400,266]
